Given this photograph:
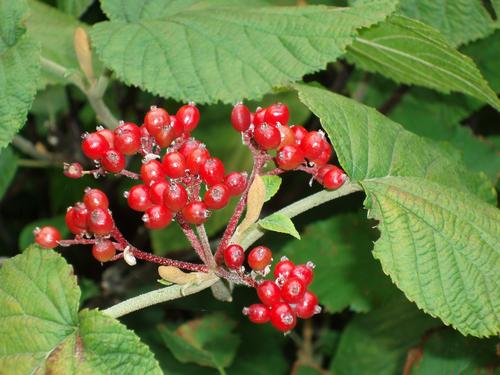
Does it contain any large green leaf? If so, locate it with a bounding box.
[398,0,497,46]
[278,212,392,313]
[0,246,162,374]
[0,147,18,200]
[346,15,500,111]
[297,84,500,337]
[330,294,440,375]
[0,0,40,149]
[90,0,397,103]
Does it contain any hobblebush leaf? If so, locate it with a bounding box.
[297,84,500,337]
[346,15,500,111]
[258,213,300,239]
[398,0,497,46]
[0,147,18,201]
[90,0,398,103]
[0,0,40,149]
[0,246,162,374]
[56,0,93,17]
[261,175,282,202]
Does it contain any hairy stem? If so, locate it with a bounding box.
[196,224,216,268]
[177,217,210,265]
[12,135,63,164]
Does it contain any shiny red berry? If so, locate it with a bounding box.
[301,131,325,160]
[162,152,187,179]
[177,103,200,132]
[273,258,295,280]
[144,106,169,136]
[149,180,169,205]
[186,147,210,175]
[154,118,183,148]
[114,122,141,155]
[281,277,306,303]
[34,226,61,248]
[253,107,267,126]
[140,160,165,186]
[179,139,201,158]
[257,280,281,306]
[204,183,230,210]
[244,304,270,324]
[84,188,109,210]
[291,126,308,147]
[322,166,345,190]
[231,103,251,132]
[66,207,86,235]
[92,240,116,262]
[87,208,113,235]
[248,245,272,271]
[316,164,335,184]
[101,149,126,173]
[270,302,296,332]
[64,162,83,179]
[163,182,188,212]
[265,103,289,126]
[312,143,332,166]
[200,157,225,186]
[275,145,304,170]
[278,124,295,148]
[82,132,109,160]
[291,263,314,287]
[295,291,319,319]
[182,201,209,225]
[127,184,153,211]
[143,205,173,230]
[223,244,245,270]
[254,123,281,150]
[224,172,247,196]
[97,128,115,148]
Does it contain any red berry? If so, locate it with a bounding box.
[114,122,141,155]
[87,208,114,235]
[248,246,272,271]
[186,147,210,175]
[64,162,83,179]
[291,126,308,147]
[224,172,247,196]
[231,103,251,132]
[66,207,86,235]
[223,244,245,270]
[311,143,332,166]
[82,132,109,160]
[127,184,153,211]
[204,183,230,210]
[316,164,335,184]
[253,107,267,126]
[275,145,304,170]
[163,182,188,212]
[281,277,306,303]
[177,103,200,133]
[301,131,325,160]
[84,188,109,210]
[278,124,295,148]
[200,157,225,186]
[244,304,270,324]
[34,226,61,248]
[149,180,169,205]
[253,123,281,150]
[143,205,173,230]
[265,103,289,126]
[92,240,116,262]
[291,263,314,287]
[144,106,169,136]
[274,258,295,280]
[140,160,165,186]
[295,291,319,319]
[97,129,115,148]
[270,302,296,332]
[154,118,183,148]
[179,139,201,158]
[322,167,345,190]
[162,151,187,179]
[257,280,281,306]
[101,149,126,173]
[182,201,209,225]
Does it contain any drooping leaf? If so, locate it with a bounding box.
[0,147,18,200]
[0,246,162,374]
[346,15,500,111]
[278,212,392,313]
[262,175,282,202]
[398,0,497,46]
[330,294,440,375]
[90,0,398,103]
[258,213,300,239]
[56,0,93,17]
[0,0,40,149]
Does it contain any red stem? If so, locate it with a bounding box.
[176,216,211,265]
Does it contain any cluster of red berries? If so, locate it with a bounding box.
[230,102,345,190]
[222,243,319,333]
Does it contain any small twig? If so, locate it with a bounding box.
[196,224,216,268]
[176,216,210,265]
[378,85,409,115]
[12,135,62,164]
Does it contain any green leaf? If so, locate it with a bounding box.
[0,246,162,374]
[346,15,500,111]
[330,294,440,375]
[398,0,497,46]
[411,330,498,375]
[160,313,240,371]
[90,0,397,103]
[0,147,18,200]
[56,0,93,17]
[258,213,300,239]
[0,0,40,149]
[297,85,500,337]
[262,175,282,202]
[278,213,392,313]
